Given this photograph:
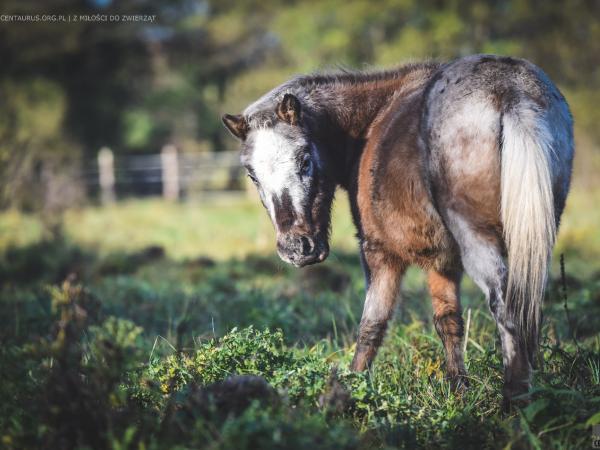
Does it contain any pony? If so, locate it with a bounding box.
[222,54,574,409]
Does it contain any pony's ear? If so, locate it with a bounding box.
[222,114,249,140]
[276,93,301,125]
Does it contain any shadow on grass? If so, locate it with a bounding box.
[0,235,367,348]
[1,234,599,350]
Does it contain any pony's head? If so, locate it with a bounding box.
[223,93,335,267]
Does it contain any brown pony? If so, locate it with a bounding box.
[222,54,574,409]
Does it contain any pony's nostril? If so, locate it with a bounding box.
[300,236,314,256]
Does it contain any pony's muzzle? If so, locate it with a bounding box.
[276,233,328,267]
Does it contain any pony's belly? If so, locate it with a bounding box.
[372,203,458,271]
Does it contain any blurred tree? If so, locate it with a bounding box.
[0,0,275,208]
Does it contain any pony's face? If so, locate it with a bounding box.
[223,94,334,267]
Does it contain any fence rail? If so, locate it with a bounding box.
[87,147,245,202]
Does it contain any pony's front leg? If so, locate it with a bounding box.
[351,248,405,371]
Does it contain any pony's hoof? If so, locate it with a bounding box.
[449,374,470,394]
[501,383,531,414]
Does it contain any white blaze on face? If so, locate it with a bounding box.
[250,128,307,225]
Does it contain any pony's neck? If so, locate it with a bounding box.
[310,81,398,189]
[305,64,440,188]
[324,79,404,138]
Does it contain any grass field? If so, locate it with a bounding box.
[1,186,599,449]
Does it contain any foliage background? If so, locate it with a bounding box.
[1,0,599,209]
[1,1,599,449]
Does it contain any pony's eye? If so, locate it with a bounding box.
[300,156,312,177]
[247,172,259,185]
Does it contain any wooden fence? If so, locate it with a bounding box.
[82,146,245,202]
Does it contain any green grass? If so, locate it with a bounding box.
[0,187,599,449]
[0,193,358,261]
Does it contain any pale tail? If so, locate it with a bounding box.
[501,106,556,353]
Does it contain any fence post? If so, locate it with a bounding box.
[98,147,115,204]
[161,144,179,201]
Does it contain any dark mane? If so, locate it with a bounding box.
[293,61,440,88]
[243,61,441,129]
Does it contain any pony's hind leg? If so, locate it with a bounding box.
[428,268,468,390]
[445,211,532,410]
